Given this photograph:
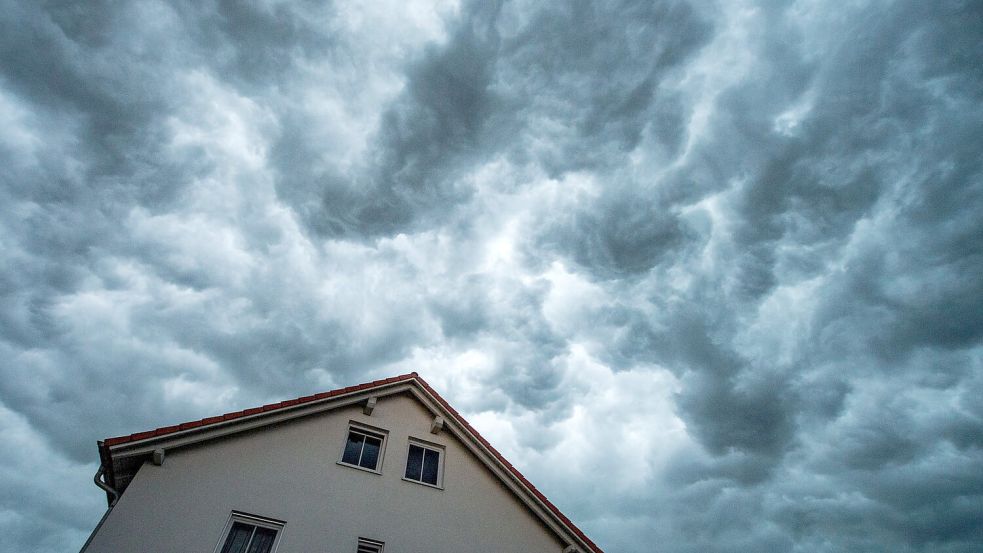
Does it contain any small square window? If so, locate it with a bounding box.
[403,441,443,487]
[215,512,283,553]
[339,424,387,473]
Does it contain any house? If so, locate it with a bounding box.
[81,372,604,553]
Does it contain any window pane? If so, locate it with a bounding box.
[342,432,364,465]
[405,444,424,480]
[360,435,381,469]
[246,527,277,553]
[422,448,440,485]
[221,522,254,553]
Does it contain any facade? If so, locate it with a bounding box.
[82,373,603,553]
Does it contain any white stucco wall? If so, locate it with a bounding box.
[84,392,567,552]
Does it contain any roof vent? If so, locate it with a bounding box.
[357,537,384,553]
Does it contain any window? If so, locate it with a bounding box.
[403,440,443,487]
[215,513,283,553]
[339,424,387,472]
[357,537,385,553]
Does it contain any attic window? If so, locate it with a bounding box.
[357,537,385,553]
[403,440,443,487]
[339,424,387,473]
[216,512,283,553]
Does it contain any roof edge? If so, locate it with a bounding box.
[102,372,419,448]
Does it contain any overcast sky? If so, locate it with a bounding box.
[1,1,981,551]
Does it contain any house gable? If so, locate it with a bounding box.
[91,374,603,553]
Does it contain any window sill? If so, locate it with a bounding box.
[402,476,443,490]
[337,461,382,475]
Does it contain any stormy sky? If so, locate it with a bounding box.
[1,0,981,551]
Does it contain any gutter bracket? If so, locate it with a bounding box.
[430,415,444,434]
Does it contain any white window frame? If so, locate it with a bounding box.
[337,421,389,474]
[402,437,445,489]
[212,511,285,553]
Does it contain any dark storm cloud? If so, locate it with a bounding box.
[425,271,571,413]
[536,184,699,278]
[274,0,711,238]
[0,0,426,473]
[272,1,506,237]
[497,0,710,173]
[553,1,982,550]
[1,0,982,552]
[176,0,338,86]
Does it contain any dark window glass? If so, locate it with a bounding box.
[247,527,277,553]
[405,444,424,480]
[422,448,440,485]
[342,430,384,470]
[360,435,382,469]
[221,522,253,553]
[221,522,277,553]
[342,432,364,465]
[405,443,441,485]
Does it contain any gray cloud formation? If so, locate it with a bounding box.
[1,0,981,551]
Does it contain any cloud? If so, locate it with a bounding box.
[1,0,981,552]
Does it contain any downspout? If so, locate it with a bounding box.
[93,464,119,506]
[79,464,119,553]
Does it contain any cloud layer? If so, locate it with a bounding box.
[1,1,981,551]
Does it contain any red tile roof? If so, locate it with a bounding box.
[99,372,603,553]
[102,373,419,447]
